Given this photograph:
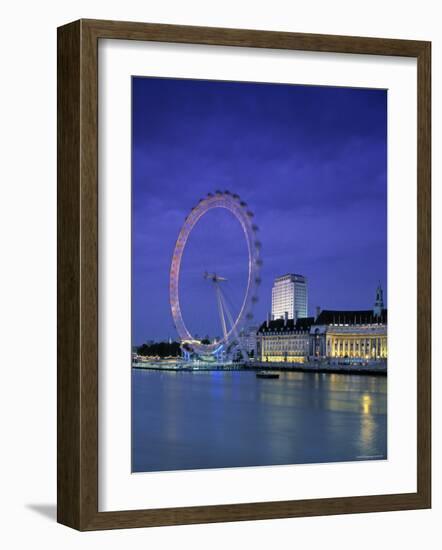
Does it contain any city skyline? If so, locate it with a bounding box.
[135,273,386,345]
[132,77,387,344]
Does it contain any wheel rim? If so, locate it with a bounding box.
[169,191,261,355]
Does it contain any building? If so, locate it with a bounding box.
[271,273,308,320]
[238,325,258,357]
[258,284,387,364]
[257,313,314,363]
[373,281,384,317]
[310,284,387,361]
[310,309,387,361]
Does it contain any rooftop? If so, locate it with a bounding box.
[315,309,387,325]
[256,308,387,334]
[257,317,315,333]
[274,273,307,282]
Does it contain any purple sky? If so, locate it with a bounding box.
[132,77,387,345]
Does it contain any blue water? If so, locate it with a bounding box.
[132,369,387,472]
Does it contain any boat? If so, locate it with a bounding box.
[256,371,280,379]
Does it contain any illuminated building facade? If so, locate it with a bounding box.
[257,315,313,363]
[310,310,387,360]
[258,284,387,363]
[271,273,308,320]
[310,284,387,361]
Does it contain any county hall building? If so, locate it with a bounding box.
[257,284,387,363]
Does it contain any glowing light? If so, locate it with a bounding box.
[361,394,372,415]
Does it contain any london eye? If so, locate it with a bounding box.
[169,191,262,360]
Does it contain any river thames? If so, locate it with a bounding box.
[132,369,387,473]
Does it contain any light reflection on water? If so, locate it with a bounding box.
[132,369,387,472]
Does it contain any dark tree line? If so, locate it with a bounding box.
[137,341,181,357]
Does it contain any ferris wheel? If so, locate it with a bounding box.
[169,190,262,358]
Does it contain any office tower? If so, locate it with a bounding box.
[271,274,308,320]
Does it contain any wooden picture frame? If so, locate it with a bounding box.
[57,18,431,530]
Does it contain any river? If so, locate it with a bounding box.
[132,369,387,472]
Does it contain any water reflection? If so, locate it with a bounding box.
[132,369,387,472]
[362,394,372,415]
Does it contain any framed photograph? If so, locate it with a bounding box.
[57,19,431,530]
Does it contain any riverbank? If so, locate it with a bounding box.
[132,359,387,375]
[250,360,387,375]
[132,362,244,372]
